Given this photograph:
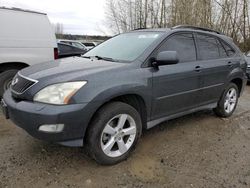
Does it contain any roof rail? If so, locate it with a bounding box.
[133,27,147,31]
[172,25,222,35]
[0,6,46,15]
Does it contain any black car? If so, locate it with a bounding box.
[57,42,87,58]
[1,26,247,165]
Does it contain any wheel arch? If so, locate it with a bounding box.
[227,66,246,96]
[0,62,29,74]
[230,77,243,96]
[83,93,148,143]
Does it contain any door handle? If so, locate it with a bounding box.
[228,62,233,67]
[195,66,202,72]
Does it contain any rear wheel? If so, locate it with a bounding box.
[86,102,142,165]
[0,70,18,98]
[214,83,239,117]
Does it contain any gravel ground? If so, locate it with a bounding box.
[1,87,250,188]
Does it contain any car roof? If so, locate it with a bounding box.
[130,25,232,42]
[131,25,221,34]
[130,28,171,33]
[0,6,46,15]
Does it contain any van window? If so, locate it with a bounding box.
[157,33,196,63]
[196,34,220,60]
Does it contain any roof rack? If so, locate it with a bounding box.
[133,27,147,31]
[172,25,222,35]
[0,7,46,15]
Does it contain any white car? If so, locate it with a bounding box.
[0,7,58,97]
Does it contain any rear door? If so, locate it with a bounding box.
[151,32,202,120]
[195,33,237,104]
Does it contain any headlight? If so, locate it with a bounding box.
[34,81,87,105]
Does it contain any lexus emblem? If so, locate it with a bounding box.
[11,78,19,86]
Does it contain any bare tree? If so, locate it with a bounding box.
[54,23,64,35]
[105,0,250,51]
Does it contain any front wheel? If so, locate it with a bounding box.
[214,83,239,117]
[86,102,142,165]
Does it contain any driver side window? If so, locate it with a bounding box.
[157,33,197,63]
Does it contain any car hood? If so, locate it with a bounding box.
[20,57,126,81]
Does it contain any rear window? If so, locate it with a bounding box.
[196,34,220,60]
[217,41,228,58]
[221,41,236,57]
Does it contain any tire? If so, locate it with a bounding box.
[86,102,142,165]
[213,83,239,118]
[0,70,18,98]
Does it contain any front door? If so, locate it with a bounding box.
[151,33,202,120]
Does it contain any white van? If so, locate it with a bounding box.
[0,7,58,97]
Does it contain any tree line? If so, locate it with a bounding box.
[105,0,250,52]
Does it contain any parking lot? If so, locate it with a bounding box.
[0,86,250,187]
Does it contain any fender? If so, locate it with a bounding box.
[227,67,245,82]
[75,83,152,120]
[226,66,247,95]
[0,62,29,73]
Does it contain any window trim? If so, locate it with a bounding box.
[142,31,198,67]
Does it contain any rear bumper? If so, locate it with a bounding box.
[3,90,94,147]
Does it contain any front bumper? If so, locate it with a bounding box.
[2,90,94,147]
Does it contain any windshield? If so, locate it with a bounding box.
[72,42,86,49]
[84,32,163,62]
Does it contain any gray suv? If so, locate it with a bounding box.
[1,26,247,165]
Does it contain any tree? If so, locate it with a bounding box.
[105,0,250,51]
[54,23,64,35]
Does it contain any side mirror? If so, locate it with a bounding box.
[154,51,179,66]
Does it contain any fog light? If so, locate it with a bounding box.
[38,124,64,133]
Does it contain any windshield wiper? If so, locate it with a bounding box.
[81,55,117,62]
[81,56,91,59]
[93,56,116,62]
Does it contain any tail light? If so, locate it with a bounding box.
[54,48,59,60]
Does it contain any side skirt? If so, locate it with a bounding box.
[147,103,217,129]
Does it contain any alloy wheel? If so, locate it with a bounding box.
[224,88,237,114]
[100,114,137,158]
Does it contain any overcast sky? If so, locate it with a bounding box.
[1,0,109,35]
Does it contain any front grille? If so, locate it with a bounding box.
[11,73,37,94]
